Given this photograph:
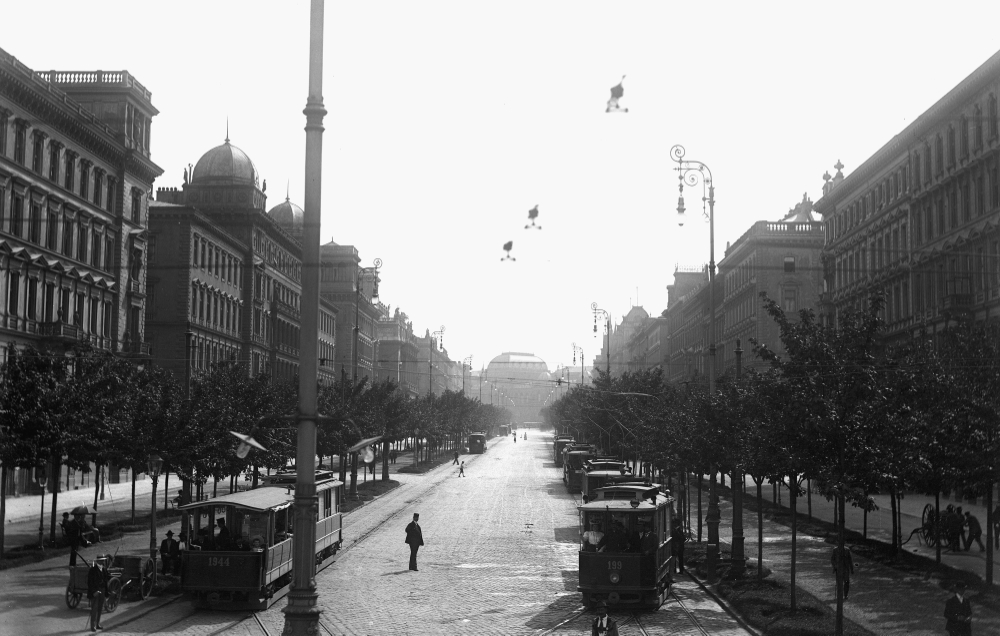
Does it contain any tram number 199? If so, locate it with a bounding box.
[607,561,623,570]
[208,557,230,567]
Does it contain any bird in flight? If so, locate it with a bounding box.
[606,75,628,113]
[525,205,541,229]
[501,241,516,261]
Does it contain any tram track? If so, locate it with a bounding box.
[668,584,712,636]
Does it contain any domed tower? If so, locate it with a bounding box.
[183,137,266,211]
[268,195,304,242]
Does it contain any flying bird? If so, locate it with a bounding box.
[606,75,628,113]
[525,205,541,229]
[501,241,516,261]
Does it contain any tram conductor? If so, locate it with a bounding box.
[405,513,424,571]
[591,600,619,636]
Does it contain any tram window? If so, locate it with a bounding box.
[322,490,332,519]
[582,513,606,551]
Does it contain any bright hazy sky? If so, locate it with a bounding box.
[6,1,1000,374]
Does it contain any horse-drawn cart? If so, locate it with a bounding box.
[65,554,154,611]
[905,503,942,548]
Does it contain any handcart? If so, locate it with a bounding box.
[65,556,123,612]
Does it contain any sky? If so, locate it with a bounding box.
[6,1,1000,374]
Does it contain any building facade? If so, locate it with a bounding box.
[374,304,421,397]
[816,48,1000,337]
[319,242,380,383]
[150,140,337,386]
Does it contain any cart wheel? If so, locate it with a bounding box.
[66,587,82,609]
[140,559,155,599]
[921,503,934,529]
[105,578,122,612]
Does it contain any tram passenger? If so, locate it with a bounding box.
[216,518,232,550]
[602,519,629,552]
[638,518,657,555]
[583,518,605,552]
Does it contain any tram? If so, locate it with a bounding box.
[581,460,632,501]
[468,432,487,454]
[553,435,575,466]
[578,482,674,609]
[562,444,597,493]
[178,469,343,609]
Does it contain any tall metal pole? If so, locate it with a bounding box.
[283,1,324,632]
[353,273,361,384]
[672,143,720,576]
[429,327,444,397]
[591,304,610,376]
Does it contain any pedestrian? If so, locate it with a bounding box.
[591,600,619,636]
[160,530,180,575]
[389,449,397,465]
[404,513,424,571]
[993,503,1000,549]
[963,512,986,552]
[944,581,972,636]
[956,506,967,548]
[453,450,459,465]
[458,461,465,477]
[87,557,109,632]
[830,544,855,599]
[65,513,82,566]
[671,519,686,573]
[513,433,516,444]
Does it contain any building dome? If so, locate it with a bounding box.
[191,139,259,187]
[268,196,304,239]
[486,352,550,380]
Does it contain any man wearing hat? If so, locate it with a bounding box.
[944,581,972,636]
[160,530,180,575]
[591,600,619,636]
[404,513,424,571]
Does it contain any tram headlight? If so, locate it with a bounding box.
[609,572,621,584]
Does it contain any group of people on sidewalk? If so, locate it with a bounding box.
[939,504,990,552]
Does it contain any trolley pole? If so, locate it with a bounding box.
[283,1,324,633]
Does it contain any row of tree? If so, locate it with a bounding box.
[544,293,999,635]
[0,344,510,557]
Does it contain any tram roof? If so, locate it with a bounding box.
[178,487,295,513]
[577,497,668,512]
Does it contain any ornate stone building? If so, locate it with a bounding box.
[484,352,552,426]
[374,304,421,397]
[0,47,161,361]
[150,140,337,385]
[319,241,380,382]
[816,48,1000,336]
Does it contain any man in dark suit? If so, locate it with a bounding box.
[160,530,180,575]
[87,558,110,632]
[591,600,619,636]
[405,513,424,571]
[944,581,972,636]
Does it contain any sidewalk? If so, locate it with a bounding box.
[727,476,1000,584]
[691,481,1000,636]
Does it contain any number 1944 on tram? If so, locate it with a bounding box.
[578,482,675,609]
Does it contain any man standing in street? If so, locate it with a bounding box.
[591,600,619,635]
[453,450,460,465]
[831,544,855,599]
[405,513,424,571]
[458,461,465,477]
[944,581,972,636]
[66,513,82,566]
[671,519,686,573]
[87,557,109,632]
[160,530,180,575]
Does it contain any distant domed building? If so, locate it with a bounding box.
[484,352,554,426]
[268,195,304,242]
[191,138,260,187]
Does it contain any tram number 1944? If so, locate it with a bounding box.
[208,557,231,567]
[607,561,623,570]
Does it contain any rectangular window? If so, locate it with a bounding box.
[103,302,111,338]
[46,210,58,250]
[13,125,26,165]
[49,144,59,181]
[782,287,796,313]
[44,283,55,322]
[130,189,141,223]
[105,178,115,213]
[80,163,89,200]
[91,232,101,268]
[31,134,43,173]
[191,283,198,319]
[977,175,986,215]
[92,172,102,207]
[961,181,971,222]
[993,165,1000,209]
[77,222,88,262]
[89,297,98,333]
[10,194,23,237]
[0,112,8,155]
[26,278,36,320]
[62,216,74,257]
[949,188,958,228]
[64,154,75,191]
[961,116,969,158]
[104,237,114,271]
[28,202,41,244]
[914,273,923,311]
[7,272,19,316]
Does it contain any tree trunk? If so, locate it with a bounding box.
[381,439,390,481]
[697,474,703,543]
[790,473,797,611]
[756,480,764,579]
[131,470,137,525]
[986,484,993,585]
[164,472,169,511]
[889,482,898,556]
[807,479,812,520]
[0,464,6,561]
[935,491,941,564]
[92,464,100,530]
[48,457,59,546]
[835,494,845,636]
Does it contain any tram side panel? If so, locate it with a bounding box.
[181,551,264,595]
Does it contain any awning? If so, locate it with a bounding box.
[347,435,383,453]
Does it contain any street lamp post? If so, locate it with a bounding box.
[429,326,444,397]
[35,466,47,550]
[732,339,745,573]
[147,453,163,584]
[283,1,325,632]
[672,143,720,577]
[591,303,610,376]
[352,258,382,384]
